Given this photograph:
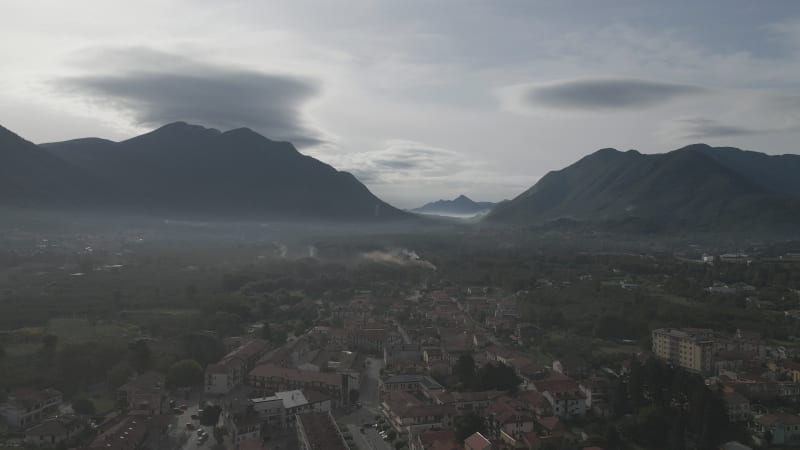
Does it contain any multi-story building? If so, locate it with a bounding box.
[652,328,714,374]
[249,364,349,405]
[0,388,62,429]
[205,338,270,395]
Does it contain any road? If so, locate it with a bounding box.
[337,357,392,450]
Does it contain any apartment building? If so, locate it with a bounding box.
[652,328,714,374]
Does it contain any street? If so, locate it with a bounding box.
[336,357,392,450]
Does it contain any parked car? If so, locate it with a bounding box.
[190,414,200,420]
[186,423,196,430]
[197,428,205,436]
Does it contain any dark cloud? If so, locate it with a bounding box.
[525,78,706,110]
[59,49,323,146]
[672,117,800,140]
[675,118,763,139]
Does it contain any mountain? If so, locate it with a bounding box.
[0,125,106,208]
[2,122,409,220]
[487,144,800,232]
[411,195,495,216]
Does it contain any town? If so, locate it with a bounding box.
[2,231,800,450]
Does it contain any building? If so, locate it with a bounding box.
[411,429,462,450]
[205,338,270,395]
[0,388,62,429]
[296,412,349,450]
[534,378,587,418]
[428,390,505,416]
[24,415,86,447]
[117,371,166,415]
[464,432,492,450]
[250,389,332,428]
[380,374,444,395]
[652,328,714,374]
[754,414,800,446]
[485,396,535,440]
[722,391,751,422]
[249,364,349,405]
[381,391,456,439]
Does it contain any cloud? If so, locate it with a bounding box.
[327,140,473,184]
[57,48,324,146]
[673,118,765,139]
[668,117,800,140]
[521,78,707,111]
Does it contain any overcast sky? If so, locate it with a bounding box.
[2,1,800,208]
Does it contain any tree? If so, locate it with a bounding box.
[213,426,226,445]
[166,359,203,389]
[41,334,58,358]
[72,396,96,415]
[454,412,486,441]
[454,354,476,387]
[107,362,134,390]
[200,405,222,426]
[129,340,153,374]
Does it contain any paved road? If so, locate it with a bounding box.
[337,357,394,450]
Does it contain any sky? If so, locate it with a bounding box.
[2,1,800,208]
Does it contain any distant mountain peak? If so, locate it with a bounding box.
[412,194,495,216]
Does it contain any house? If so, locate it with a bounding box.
[517,391,552,417]
[754,414,800,446]
[117,371,166,414]
[464,431,492,450]
[296,412,349,450]
[428,390,505,416]
[0,388,62,429]
[24,415,86,447]
[381,391,456,438]
[226,410,262,445]
[485,397,535,440]
[380,374,444,396]
[722,391,751,422]
[205,338,270,395]
[411,429,463,450]
[249,364,349,405]
[250,389,332,428]
[535,378,587,418]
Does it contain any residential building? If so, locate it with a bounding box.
[412,429,462,450]
[534,378,587,418]
[381,391,456,438]
[428,390,505,416]
[652,328,714,374]
[249,364,349,405]
[205,338,270,395]
[754,414,800,446]
[485,397,535,440]
[0,388,62,429]
[24,415,86,447]
[380,374,444,396]
[723,391,751,422]
[464,432,492,450]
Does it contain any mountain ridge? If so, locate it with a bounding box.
[7,122,411,221]
[486,144,800,232]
